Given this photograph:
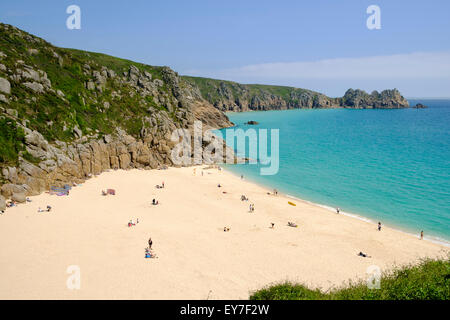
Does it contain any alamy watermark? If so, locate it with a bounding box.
[170,121,279,175]
[366,265,381,289]
[66,265,81,290]
[366,5,381,30]
[66,5,81,30]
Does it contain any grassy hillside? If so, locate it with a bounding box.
[183,75,338,111]
[0,23,205,168]
[183,75,409,111]
[250,258,450,300]
[183,76,321,105]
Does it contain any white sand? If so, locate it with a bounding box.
[0,166,447,299]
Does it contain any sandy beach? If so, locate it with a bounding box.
[0,166,447,299]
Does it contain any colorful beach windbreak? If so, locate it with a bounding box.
[219,100,450,243]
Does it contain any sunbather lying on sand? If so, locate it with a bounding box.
[223,227,230,232]
[152,199,159,205]
[287,222,298,228]
[358,251,371,258]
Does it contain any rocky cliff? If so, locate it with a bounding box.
[341,88,409,109]
[183,76,409,111]
[0,23,232,207]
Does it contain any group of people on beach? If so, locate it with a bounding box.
[145,237,157,258]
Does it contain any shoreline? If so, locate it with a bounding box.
[222,165,450,247]
[0,165,447,299]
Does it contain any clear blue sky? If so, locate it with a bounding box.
[1,0,449,97]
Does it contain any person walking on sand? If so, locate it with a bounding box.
[148,237,153,249]
[420,231,424,240]
[336,207,340,214]
[378,222,382,231]
[162,181,164,188]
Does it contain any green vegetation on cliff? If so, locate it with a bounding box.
[183,76,337,111]
[0,117,25,165]
[250,258,450,300]
[0,23,231,170]
[0,24,171,145]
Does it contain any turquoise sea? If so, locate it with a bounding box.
[218,100,450,243]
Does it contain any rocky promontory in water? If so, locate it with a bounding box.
[183,76,410,111]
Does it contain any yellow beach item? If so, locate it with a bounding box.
[288,201,296,206]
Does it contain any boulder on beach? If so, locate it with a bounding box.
[11,192,26,203]
[0,195,5,211]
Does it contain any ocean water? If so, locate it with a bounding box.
[218,100,450,243]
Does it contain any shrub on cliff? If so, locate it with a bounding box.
[250,257,450,300]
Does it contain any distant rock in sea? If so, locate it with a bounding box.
[413,103,428,109]
[245,121,259,125]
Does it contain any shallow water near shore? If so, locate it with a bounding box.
[219,100,450,242]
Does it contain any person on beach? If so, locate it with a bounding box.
[148,238,153,249]
[288,222,298,228]
[336,207,340,214]
[217,183,221,188]
[270,223,275,229]
[420,231,424,240]
[241,175,244,180]
[46,205,52,212]
[358,251,371,258]
[152,199,159,205]
[378,222,382,231]
[162,181,164,188]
